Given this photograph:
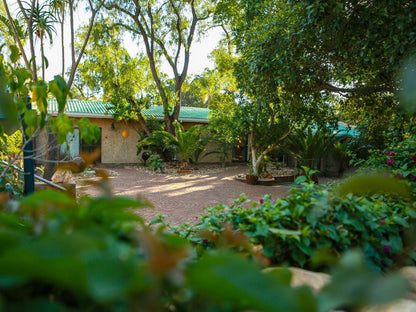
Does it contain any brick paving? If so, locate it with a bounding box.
[77,164,291,225]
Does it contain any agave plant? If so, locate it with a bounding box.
[137,121,204,170]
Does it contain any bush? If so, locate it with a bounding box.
[173,181,416,272]
[147,153,164,172]
[357,136,416,188]
[0,178,410,311]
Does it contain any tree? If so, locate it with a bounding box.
[0,49,99,194]
[20,0,57,81]
[74,19,155,134]
[104,0,214,135]
[49,0,67,78]
[2,0,105,179]
[212,0,339,175]
[217,0,416,106]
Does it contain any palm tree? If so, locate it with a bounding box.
[49,0,67,77]
[137,121,204,170]
[281,127,345,181]
[21,0,57,80]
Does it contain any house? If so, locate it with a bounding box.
[35,99,212,165]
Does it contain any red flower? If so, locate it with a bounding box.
[411,156,416,163]
[380,218,386,225]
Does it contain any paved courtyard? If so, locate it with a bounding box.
[77,164,291,225]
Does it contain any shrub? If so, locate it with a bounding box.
[174,182,416,272]
[147,153,164,172]
[357,136,416,188]
[0,180,409,311]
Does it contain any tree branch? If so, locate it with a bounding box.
[67,0,104,90]
[168,0,182,71]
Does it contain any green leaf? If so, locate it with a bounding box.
[187,251,316,312]
[317,251,409,312]
[9,45,19,63]
[295,176,308,184]
[23,109,38,137]
[43,55,49,69]
[0,87,19,135]
[49,76,69,113]
[269,228,302,237]
[337,173,412,199]
[78,118,100,145]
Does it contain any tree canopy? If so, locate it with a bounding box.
[104,0,215,134]
[217,0,416,99]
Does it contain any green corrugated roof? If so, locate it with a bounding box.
[45,99,209,121]
[47,99,109,115]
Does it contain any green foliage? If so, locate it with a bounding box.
[0,185,409,311]
[0,166,24,198]
[178,182,415,272]
[147,153,164,172]
[218,0,416,101]
[74,19,152,105]
[137,122,205,169]
[356,135,416,190]
[281,127,344,170]
[0,131,22,157]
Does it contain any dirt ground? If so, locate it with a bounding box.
[76,164,292,226]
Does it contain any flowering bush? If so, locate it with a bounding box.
[0,186,409,311]
[173,182,416,272]
[358,136,416,188]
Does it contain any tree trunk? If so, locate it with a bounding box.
[61,19,65,77]
[41,35,45,80]
[248,128,293,176]
[43,128,59,180]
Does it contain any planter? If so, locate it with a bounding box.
[246,175,259,185]
[274,175,295,183]
[258,178,275,186]
[177,169,192,174]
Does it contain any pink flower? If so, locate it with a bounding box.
[397,173,403,179]
[259,198,264,204]
[270,200,276,204]
[383,245,390,253]
[411,156,416,163]
[387,158,394,165]
[410,175,416,180]
[385,150,391,154]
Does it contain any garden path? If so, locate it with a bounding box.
[76,164,291,225]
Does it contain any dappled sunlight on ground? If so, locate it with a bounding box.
[76,164,291,225]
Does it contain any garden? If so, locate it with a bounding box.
[1,0,416,311]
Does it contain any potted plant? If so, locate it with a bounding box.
[246,165,258,185]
